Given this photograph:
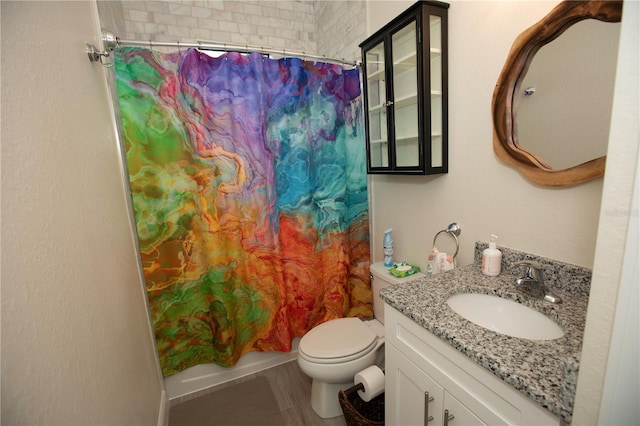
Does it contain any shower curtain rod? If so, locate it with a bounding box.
[87,29,359,68]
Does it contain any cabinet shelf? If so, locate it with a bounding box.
[368,103,385,113]
[368,93,419,113]
[393,52,417,68]
[395,93,418,109]
[396,134,419,142]
[367,68,385,82]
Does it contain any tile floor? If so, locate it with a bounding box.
[169,360,347,426]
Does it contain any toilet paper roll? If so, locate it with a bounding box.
[354,365,385,402]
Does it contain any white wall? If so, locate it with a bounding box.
[574,0,639,422]
[1,1,165,424]
[367,1,639,423]
[367,1,603,271]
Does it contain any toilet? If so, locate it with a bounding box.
[297,262,426,418]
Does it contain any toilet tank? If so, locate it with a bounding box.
[370,262,426,324]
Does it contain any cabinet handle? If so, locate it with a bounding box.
[444,409,455,426]
[385,100,394,107]
[424,392,434,424]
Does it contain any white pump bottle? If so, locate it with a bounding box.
[481,234,502,276]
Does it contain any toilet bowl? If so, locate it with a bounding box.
[297,262,425,418]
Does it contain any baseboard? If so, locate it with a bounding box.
[165,338,300,402]
[157,390,169,426]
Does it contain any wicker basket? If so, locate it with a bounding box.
[338,384,385,426]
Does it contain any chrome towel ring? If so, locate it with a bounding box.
[432,223,461,259]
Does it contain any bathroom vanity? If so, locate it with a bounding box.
[381,244,591,425]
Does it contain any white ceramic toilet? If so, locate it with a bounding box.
[297,262,426,418]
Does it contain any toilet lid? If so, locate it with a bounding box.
[299,317,377,362]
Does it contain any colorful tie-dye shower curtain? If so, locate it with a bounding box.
[114,47,370,377]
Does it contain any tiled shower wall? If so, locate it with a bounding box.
[315,1,365,62]
[116,1,365,63]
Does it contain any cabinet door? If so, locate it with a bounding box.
[428,9,447,171]
[391,18,420,168]
[443,391,487,426]
[363,13,422,174]
[386,344,444,426]
[364,39,389,169]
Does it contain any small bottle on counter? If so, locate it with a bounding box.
[383,229,394,267]
[482,234,502,276]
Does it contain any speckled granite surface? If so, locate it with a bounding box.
[380,243,591,423]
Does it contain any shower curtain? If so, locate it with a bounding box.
[114,47,370,377]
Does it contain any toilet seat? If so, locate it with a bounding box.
[299,317,378,364]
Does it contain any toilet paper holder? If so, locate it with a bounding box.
[348,365,386,402]
[344,382,365,395]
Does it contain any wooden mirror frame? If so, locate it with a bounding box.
[492,0,623,187]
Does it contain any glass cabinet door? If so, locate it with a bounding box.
[365,41,388,169]
[429,14,444,169]
[392,20,419,168]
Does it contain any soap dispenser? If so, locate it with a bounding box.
[482,234,502,276]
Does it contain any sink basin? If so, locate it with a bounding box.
[446,293,564,340]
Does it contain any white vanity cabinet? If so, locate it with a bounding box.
[384,305,561,426]
[387,345,485,425]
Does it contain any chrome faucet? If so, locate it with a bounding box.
[514,261,562,304]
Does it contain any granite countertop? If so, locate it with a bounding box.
[379,244,591,423]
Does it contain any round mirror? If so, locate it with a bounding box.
[492,0,623,186]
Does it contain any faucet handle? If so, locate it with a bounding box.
[514,261,543,281]
[515,260,541,268]
[514,261,561,303]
